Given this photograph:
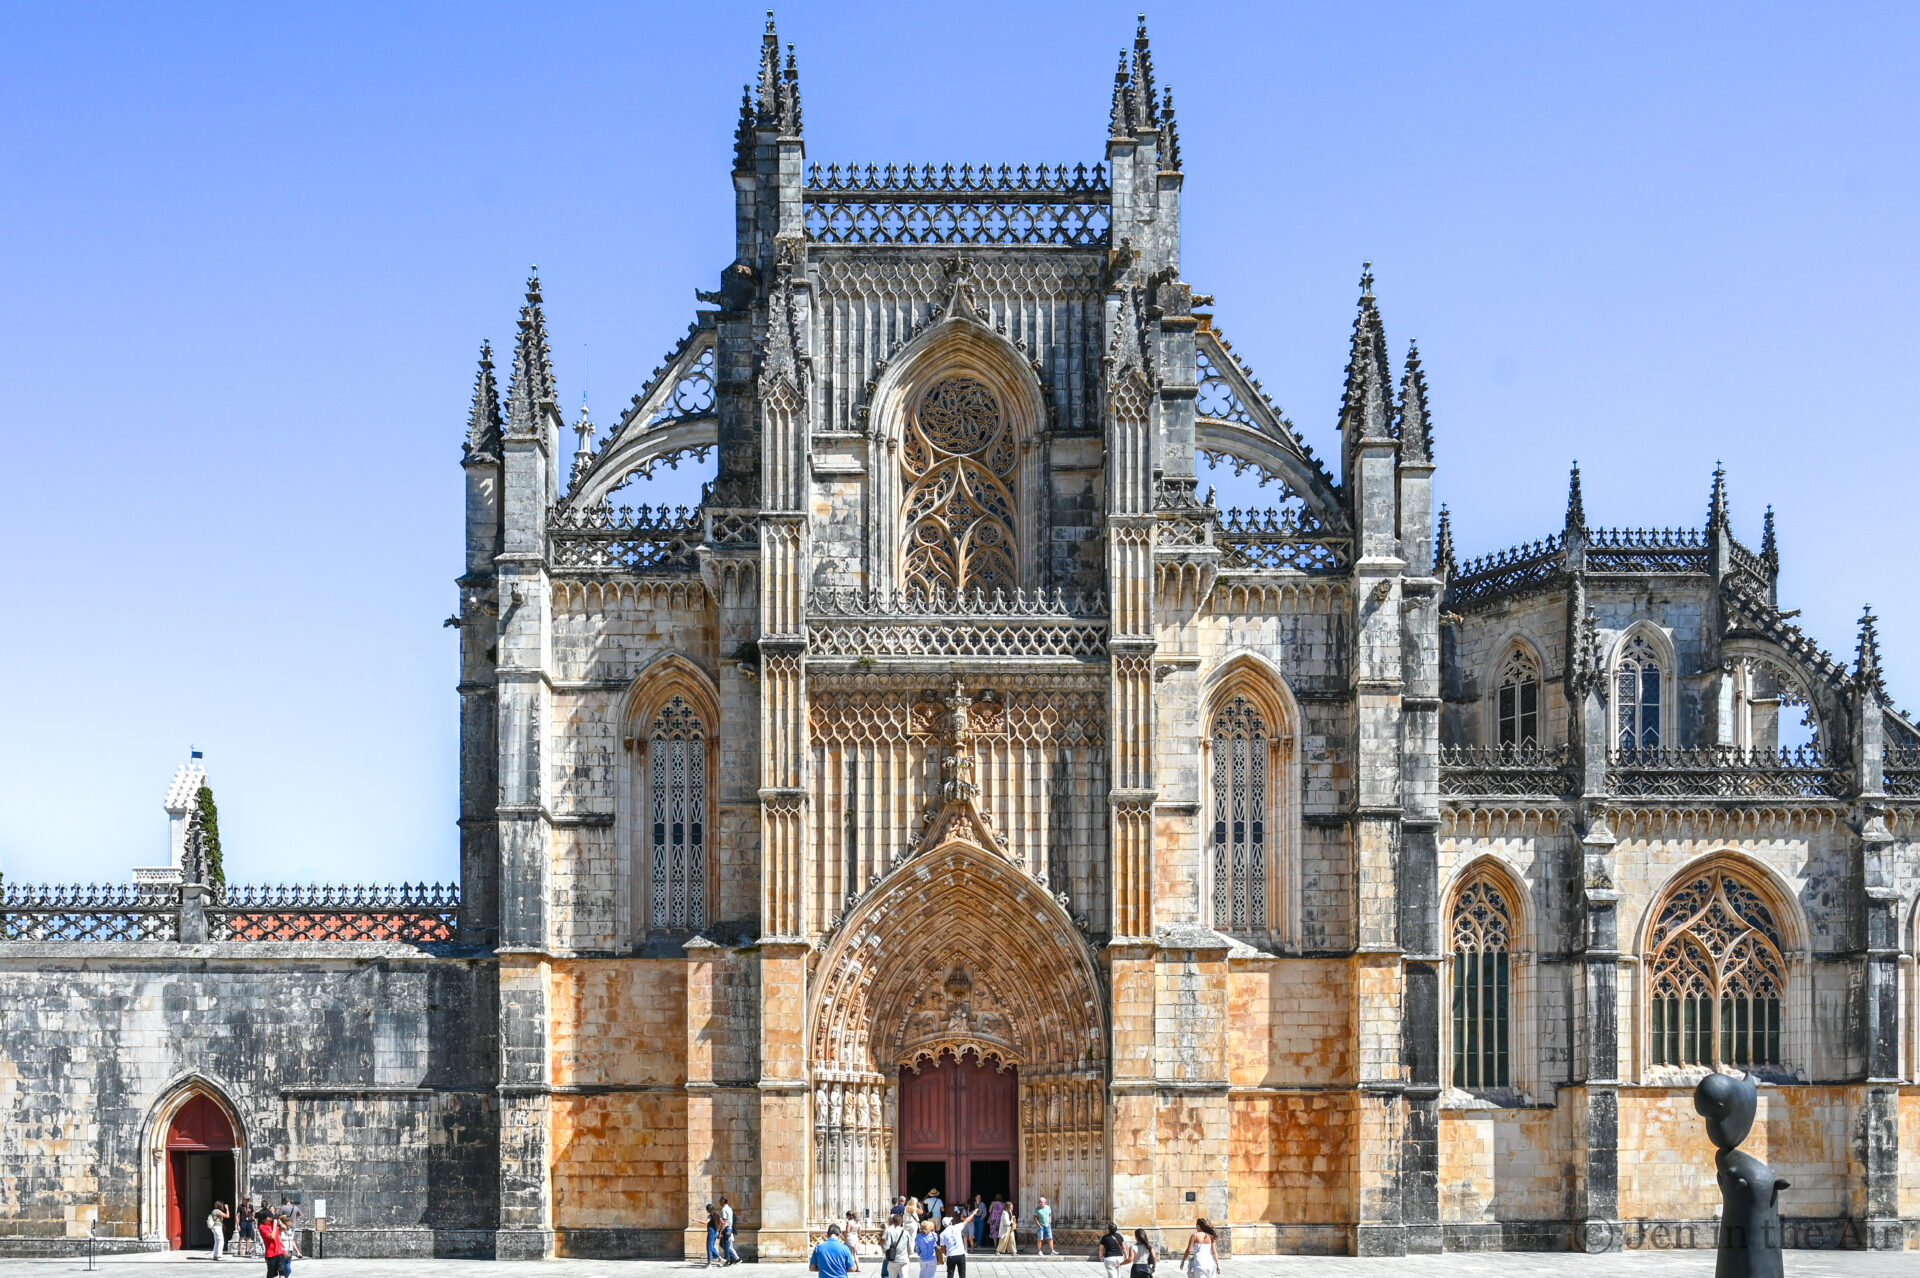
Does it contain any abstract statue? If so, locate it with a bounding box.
[1694,1071,1788,1278]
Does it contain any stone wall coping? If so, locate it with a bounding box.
[0,942,491,963]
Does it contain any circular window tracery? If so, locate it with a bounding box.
[901,375,1019,597]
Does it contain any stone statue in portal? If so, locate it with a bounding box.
[1694,1071,1789,1278]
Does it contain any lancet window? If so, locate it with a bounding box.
[1449,877,1514,1089]
[1647,869,1785,1068]
[1615,632,1665,753]
[646,696,708,932]
[1210,695,1269,933]
[1495,646,1541,749]
[901,375,1019,597]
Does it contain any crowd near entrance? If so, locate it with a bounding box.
[899,1049,1018,1209]
[164,1095,236,1251]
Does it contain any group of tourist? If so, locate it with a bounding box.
[203,1195,304,1275]
[799,1189,1222,1278]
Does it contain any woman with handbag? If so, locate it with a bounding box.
[994,1203,1018,1255]
[1097,1222,1128,1278]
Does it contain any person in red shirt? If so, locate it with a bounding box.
[257,1213,290,1278]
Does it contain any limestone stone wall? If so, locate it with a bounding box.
[0,946,498,1252]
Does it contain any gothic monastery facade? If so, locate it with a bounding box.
[4,16,1920,1261]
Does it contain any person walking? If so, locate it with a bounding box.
[924,1189,944,1224]
[1129,1230,1157,1278]
[704,1203,722,1267]
[913,1219,940,1278]
[1179,1220,1218,1278]
[207,1201,230,1261]
[968,1196,987,1249]
[237,1198,258,1259]
[995,1201,1018,1255]
[810,1223,859,1278]
[882,1210,915,1278]
[1097,1221,1129,1278]
[905,1197,922,1225]
[720,1196,740,1265]
[1032,1197,1055,1256]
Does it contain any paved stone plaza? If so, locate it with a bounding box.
[0,1255,1908,1278]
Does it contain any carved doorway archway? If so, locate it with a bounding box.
[165,1095,236,1250]
[809,844,1107,1228]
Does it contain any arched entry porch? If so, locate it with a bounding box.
[808,844,1108,1228]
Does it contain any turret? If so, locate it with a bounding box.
[1106,16,1181,278]
[1339,265,1398,562]
[1395,340,1434,576]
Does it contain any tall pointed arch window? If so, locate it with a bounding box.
[646,696,708,932]
[1495,647,1541,749]
[901,376,1019,597]
[1615,632,1664,753]
[1648,869,1785,1068]
[1210,694,1269,932]
[1450,877,1514,1089]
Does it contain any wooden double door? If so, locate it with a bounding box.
[899,1051,1017,1210]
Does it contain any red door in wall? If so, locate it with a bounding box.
[899,1051,1017,1211]
[165,1096,236,1250]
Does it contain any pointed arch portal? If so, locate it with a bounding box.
[808,844,1108,1227]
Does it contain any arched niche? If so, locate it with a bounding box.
[865,317,1048,596]
[1199,652,1303,944]
[618,653,723,942]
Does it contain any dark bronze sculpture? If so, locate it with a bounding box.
[1694,1072,1789,1278]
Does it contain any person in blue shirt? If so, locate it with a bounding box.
[810,1223,858,1278]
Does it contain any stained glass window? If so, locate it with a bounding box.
[901,376,1019,597]
[1450,878,1513,1089]
[648,696,707,931]
[1648,870,1784,1068]
[1210,695,1268,932]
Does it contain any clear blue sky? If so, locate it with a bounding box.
[2,2,1915,885]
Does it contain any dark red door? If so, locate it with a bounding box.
[898,1051,1017,1210]
[165,1096,236,1250]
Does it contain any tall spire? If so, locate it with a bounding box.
[1856,605,1886,699]
[464,340,501,462]
[1340,263,1393,446]
[1396,340,1432,464]
[506,269,557,438]
[1565,461,1586,533]
[1707,462,1729,530]
[1159,88,1182,171]
[732,85,755,174]
[1761,505,1778,572]
[1435,505,1456,578]
[1109,51,1132,136]
[1128,14,1157,133]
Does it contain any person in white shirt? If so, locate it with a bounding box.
[938,1206,978,1278]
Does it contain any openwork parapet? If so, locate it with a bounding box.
[1447,535,1565,606]
[1886,747,1920,798]
[1609,746,1847,799]
[210,882,460,943]
[808,588,1106,660]
[1214,507,1349,574]
[1586,527,1709,574]
[0,884,179,942]
[803,162,1111,246]
[551,502,702,572]
[1439,745,1575,798]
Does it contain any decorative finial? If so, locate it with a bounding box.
[1435,505,1457,578]
[1707,461,1729,530]
[1342,264,1392,443]
[1361,261,1374,299]
[1129,13,1156,130]
[464,339,502,461]
[1856,605,1887,699]
[1761,505,1778,571]
[1396,340,1431,464]
[1159,87,1182,170]
[1565,461,1586,532]
[1109,51,1133,136]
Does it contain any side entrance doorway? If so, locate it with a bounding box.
[164,1095,236,1250]
[899,1050,1017,1212]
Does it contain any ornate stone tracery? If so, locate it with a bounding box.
[1647,868,1787,1069]
[901,376,1020,596]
